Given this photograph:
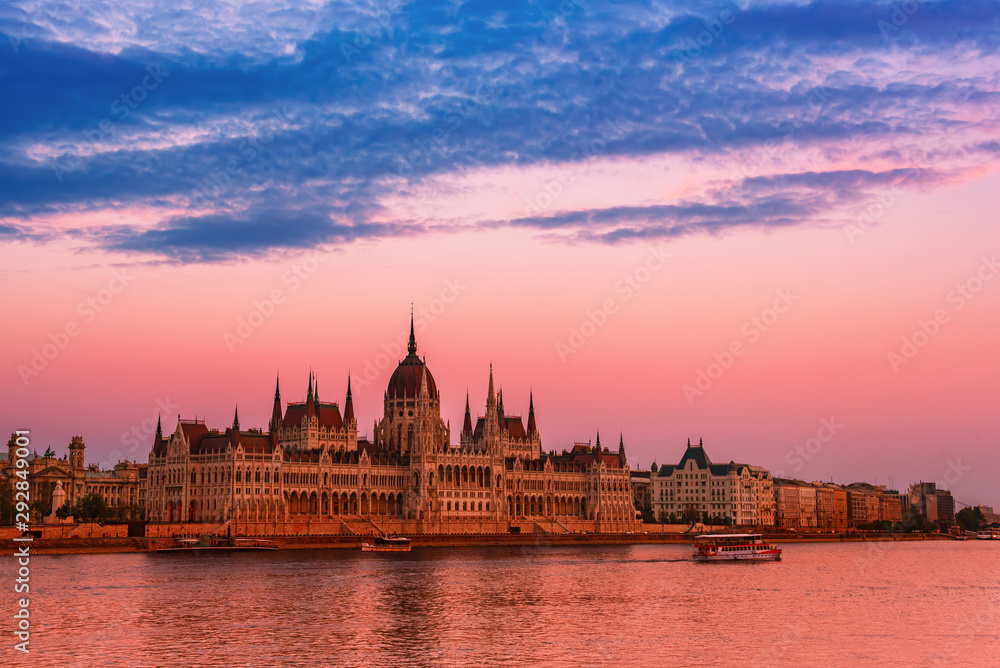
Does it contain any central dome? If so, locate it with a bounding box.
[386,319,438,400]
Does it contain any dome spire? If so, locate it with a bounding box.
[408,305,417,355]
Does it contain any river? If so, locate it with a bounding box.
[7,540,999,666]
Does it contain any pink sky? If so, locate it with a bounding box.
[4,167,999,506]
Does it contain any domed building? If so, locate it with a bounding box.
[375,319,448,456]
[145,316,639,535]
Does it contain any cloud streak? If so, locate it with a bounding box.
[1,0,999,260]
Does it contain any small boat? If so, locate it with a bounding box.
[693,533,781,562]
[153,535,278,553]
[976,531,999,540]
[361,535,412,552]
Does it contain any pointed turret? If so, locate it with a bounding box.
[344,376,355,424]
[595,431,601,453]
[526,391,537,436]
[497,386,505,430]
[463,391,473,435]
[419,364,429,398]
[618,433,626,464]
[232,405,241,446]
[486,363,496,407]
[154,415,162,446]
[306,370,316,418]
[270,375,283,432]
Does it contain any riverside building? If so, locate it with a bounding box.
[1,436,146,521]
[649,439,775,526]
[772,479,902,529]
[144,318,639,535]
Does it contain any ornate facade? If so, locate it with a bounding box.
[1,435,145,521]
[145,319,638,534]
[650,439,775,527]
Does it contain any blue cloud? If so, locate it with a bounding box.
[1,0,998,259]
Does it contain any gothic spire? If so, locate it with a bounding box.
[344,375,355,424]
[487,363,495,406]
[526,391,537,436]
[306,369,316,418]
[407,307,417,356]
[463,391,473,435]
[270,373,283,431]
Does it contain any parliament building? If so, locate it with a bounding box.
[145,319,638,534]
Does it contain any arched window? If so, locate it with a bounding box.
[255,469,261,483]
[264,470,270,483]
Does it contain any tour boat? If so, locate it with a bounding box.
[361,536,412,552]
[693,533,781,562]
[976,531,999,540]
[152,535,278,553]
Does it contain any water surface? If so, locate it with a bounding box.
[8,541,999,666]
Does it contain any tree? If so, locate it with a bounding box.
[73,492,108,523]
[682,505,699,526]
[668,512,678,524]
[0,478,13,525]
[956,506,985,533]
[901,506,928,533]
[657,510,670,524]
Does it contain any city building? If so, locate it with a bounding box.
[649,439,774,526]
[814,483,848,530]
[908,482,955,528]
[144,319,639,534]
[1,435,145,521]
[774,479,903,529]
[629,470,651,519]
[981,506,999,525]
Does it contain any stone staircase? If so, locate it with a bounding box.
[532,519,569,534]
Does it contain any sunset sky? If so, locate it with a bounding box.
[2,1,998,505]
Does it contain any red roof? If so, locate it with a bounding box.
[282,402,343,429]
[180,422,210,456]
[387,355,437,400]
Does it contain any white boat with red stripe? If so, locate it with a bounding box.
[693,533,781,562]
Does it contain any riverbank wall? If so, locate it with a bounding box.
[2,525,960,555]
